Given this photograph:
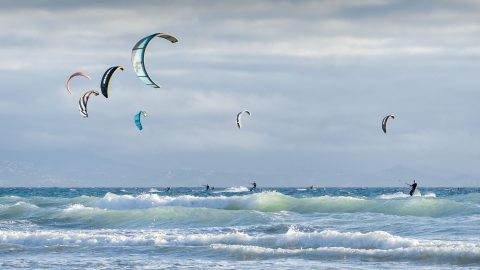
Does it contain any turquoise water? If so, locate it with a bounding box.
[0,187,479,269]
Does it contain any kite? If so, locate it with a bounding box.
[131,33,178,88]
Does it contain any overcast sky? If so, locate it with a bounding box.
[1,0,480,187]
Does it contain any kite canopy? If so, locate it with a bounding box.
[66,71,91,95]
[100,66,124,98]
[236,110,251,129]
[382,114,395,133]
[79,90,99,118]
[131,33,178,88]
[135,111,148,130]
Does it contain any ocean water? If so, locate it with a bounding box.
[0,187,479,269]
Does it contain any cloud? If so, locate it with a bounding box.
[0,0,480,186]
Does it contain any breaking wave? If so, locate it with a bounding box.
[94,192,478,217]
[0,228,478,265]
[0,191,478,229]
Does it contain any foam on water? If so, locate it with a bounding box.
[169,228,417,250]
[0,228,478,264]
[377,191,436,199]
[211,244,480,264]
[222,186,250,193]
[93,192,478,217]
[0,202,41,219]
[0,191,477,228]
[0,188,479,269]
[0,191,472,221]
[0,228,416,249]
[0,230,166,246]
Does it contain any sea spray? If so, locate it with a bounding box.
[0,187,479,269]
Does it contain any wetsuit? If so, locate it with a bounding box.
[409,182,417,196]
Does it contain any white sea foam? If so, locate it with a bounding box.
[206,229,480,264]
[377,191,436,199]
[211,244,480,264]
[0,230,166,247]
[64,204,94,212]
[148,188,160,193]
[0,228,428,250]
[13,202,39,208]
[95,192,286,211]
[377,192,410,199]
[223,186,250,193]
[0,191,474,221]
[423,192,436,198]
[169,228,417,250]
[92,192,476,217]
[0,228,478,264]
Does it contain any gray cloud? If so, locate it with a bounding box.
[1,0,480,187]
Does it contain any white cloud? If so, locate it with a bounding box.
[1,0,480,186]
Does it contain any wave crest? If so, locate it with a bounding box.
[93,192,476,217]
[0,228,478,264]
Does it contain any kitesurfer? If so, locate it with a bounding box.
[204,184,210,191]
[309,185,314,190]
[409,180,417,196]
[165,187,171,192]
[250,181,257,191]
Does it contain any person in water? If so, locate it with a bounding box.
[165,187,171,192]
[309,185,314,190]
[250,181,257,191]
[409,180,417,196]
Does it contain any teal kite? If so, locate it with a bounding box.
[135,111,148,130]
[131,33,178,88]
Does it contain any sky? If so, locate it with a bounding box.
[1,0,480,187]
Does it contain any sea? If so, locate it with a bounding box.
[0,187,479,269]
